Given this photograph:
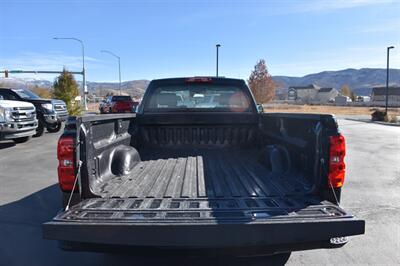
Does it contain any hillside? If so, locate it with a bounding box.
[272,68,400,96]
[0,78,149,98]
[1,68,399,97]
[87,80,149,97]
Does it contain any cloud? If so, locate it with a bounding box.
[0,52,104,80]
[292,0,396,13]
[229,0,398,18]
[359,19,400,33]
[270,45,400,77]
[0,52,102,72]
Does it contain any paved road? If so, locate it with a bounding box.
[0,119,399,265]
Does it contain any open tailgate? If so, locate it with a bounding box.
[43,197,364,248]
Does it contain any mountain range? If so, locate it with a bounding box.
[86,80,149,97]
[0,78,149,98]
[1,68,399,97]
[273,68,400,96]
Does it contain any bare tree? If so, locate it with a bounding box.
[248,59,276,103]
[341,84,357,101]
[341,84,351,97]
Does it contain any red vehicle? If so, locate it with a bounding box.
[99,95,135,113]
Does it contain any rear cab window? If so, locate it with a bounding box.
[112,96,132,102]
[144,78,254,113]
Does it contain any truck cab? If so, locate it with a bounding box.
[0,87,68,136]
[0,96,38,143]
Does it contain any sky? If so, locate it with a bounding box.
[0,0,399,82]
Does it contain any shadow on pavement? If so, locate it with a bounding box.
[0,185,103,266]
[0,185,287,266]
[0,140,16,150]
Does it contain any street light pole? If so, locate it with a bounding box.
[385,46,395,115]
[53,37,88,111]
[101,50,121,95]
[216,44,221,77]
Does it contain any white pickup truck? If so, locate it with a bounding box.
[0,97,38,143]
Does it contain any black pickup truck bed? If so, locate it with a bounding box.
[43,77,364,255]
[45,148,363,250]
[98,149,309,199]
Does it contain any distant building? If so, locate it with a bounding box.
[315,87,339,104]
[335,95,351,105]
[274,91,288,100]
[288,84,320,103]
[371,86,400,106]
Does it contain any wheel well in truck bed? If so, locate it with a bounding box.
[79,112,337,202]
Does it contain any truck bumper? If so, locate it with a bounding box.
[44,112,68,124]
[0,120,38,140]
[56,112,69,122]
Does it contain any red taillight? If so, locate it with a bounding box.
[328,134,346,188]
[57,135,77,191]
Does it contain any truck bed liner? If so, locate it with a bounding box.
[97,149,311,199]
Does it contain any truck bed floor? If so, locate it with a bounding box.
[98,149,311,199]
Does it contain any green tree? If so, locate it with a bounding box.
[53,69,82,115]
[248,59,276,103]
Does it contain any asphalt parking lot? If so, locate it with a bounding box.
[0,119,399,266]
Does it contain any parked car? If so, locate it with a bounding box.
[0,96,38,143]
[99,95,135,113]
[0,88,68,136]
[44,77,364,260]
[356,96,371,102]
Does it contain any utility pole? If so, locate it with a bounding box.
[101,50,122,95]
[216,44,221,77]
[385,46,395,115]
[54,37,88,111]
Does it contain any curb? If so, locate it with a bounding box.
[372,121,400,127]
[344,118,400,127]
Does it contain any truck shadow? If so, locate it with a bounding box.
[0,140,16,150]
[0,185,288,266]
[0,185,107,266]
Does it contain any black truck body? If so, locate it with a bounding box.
[43,77,364,256]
